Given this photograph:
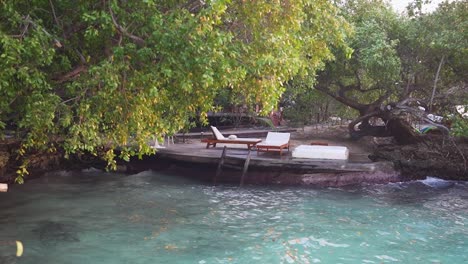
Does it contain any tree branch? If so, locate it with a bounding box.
[109,5,145,46]
[10,15,30,38]
[390,104,450,135]
[374,87,393,106]
[53,65,88,83]
[74,48,86,64]
[315,83,366,111]
[348,110,381,133]
[429,55,445,111]
[49,0,60,28]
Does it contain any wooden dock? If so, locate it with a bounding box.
[157,143,376,172]
[151,141,399,186]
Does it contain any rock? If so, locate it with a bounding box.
[301,162,400,186]
[371,136,468,180]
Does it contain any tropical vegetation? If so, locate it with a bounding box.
[0,0,467,182]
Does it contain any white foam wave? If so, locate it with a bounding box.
[419,177,453,188]
[375,255,399,261]
[288,236,349,248]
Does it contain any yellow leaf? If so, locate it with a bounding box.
[16,241,23,257]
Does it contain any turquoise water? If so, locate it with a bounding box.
[0,170,467,264]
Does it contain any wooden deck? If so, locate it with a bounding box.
[142,128,400,186]
[154,142,390,174]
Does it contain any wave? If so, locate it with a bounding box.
[418,177,454,188]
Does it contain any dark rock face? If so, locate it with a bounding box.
[154,161,400,187]
[0,137,107,183]
[300,171,400,187]
[32,221,80,246]
[370,135,468,180]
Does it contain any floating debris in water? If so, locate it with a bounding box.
[15,241,23,257]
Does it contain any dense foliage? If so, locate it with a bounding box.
[0,0,349,180]
[283,0,467,140]
[1,0,467,182]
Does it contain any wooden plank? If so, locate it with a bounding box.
[240,150,252,187]
[213,146,227,185]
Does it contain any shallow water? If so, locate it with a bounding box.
[1,171,467,263]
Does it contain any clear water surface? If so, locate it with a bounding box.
[0,170,467,263]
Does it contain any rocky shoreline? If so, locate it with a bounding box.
[1,131,467,185]
[370,135,468,181]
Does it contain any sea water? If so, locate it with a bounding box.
[0,171,467,263]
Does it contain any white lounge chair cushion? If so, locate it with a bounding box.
[211,126,226,140]
[256,132,290,146]
[210,126,260,142]
[292,145,349,160]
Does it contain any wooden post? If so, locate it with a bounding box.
[240,149,251,187]
[213,146,227,185]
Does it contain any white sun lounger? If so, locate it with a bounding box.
[292,145,349,160]
[201,126,262,150]
[256,132,290,156]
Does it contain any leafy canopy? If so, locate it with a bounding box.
[0,0,349,173]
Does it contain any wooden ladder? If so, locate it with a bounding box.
[213,146,252,187]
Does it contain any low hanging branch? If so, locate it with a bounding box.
[316,83,366,111]
[315,80,453,144]
[392,103,450,135]
[347,110,380,133]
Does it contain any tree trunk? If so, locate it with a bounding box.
[385,118,421,145]
[315,84,427,145]
[347,106,421,145]
[429,55,445,112]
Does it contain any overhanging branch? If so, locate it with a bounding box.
[315,83,366,111]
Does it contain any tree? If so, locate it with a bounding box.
[282,80,357,126]
[313,0,467,144]
[0,0,349,181]
[313,0,416,143]
[402,0,468,112]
